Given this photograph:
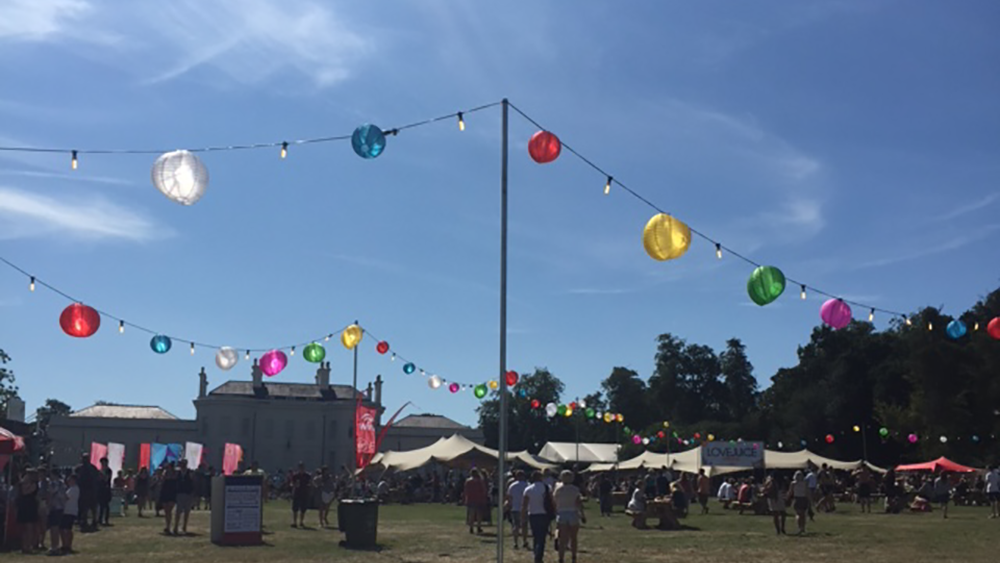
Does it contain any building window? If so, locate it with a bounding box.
[241,417,251,437]
[305,420,316,441]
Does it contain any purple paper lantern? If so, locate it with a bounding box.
[820,298,852,330]
[260,350,288,377]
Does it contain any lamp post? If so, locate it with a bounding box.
[496,99,510,563]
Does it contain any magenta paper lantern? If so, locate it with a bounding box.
[907,433,918,444]
[528,131,561,163]
[820,299,852,330]
[449,382,460,394]
[631,435,641,445]
[260,350,287,377]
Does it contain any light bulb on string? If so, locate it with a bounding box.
[800,285,807,300]
[869,309,875,322]
[280,141,288,159]
[245,350,251,360]
[29,277,35,292]
[457,112,465,131]
[71,150,78,170]
[290,346,295,356]
[904,316,912,327]
[715,243,722,260]
[119,320,124,334]
[390,353,396,362]
[324,334,331,342]
[974,322,980,331]
[928,321,933,331]
[604,176,612,195]
[190,343,195,355]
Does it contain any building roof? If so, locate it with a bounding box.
[70,404,180,420]
[207,381,361,401]
[394,414,471,429]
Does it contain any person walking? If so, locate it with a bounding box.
[290,462,312,528]
[933,471,952,519]
[464,469,488,535]
[135,467,151,517]
[174,459,195,534]
[599,474,613,516]
[522,471,552,563]
[985,465,1000,519]
[506,470,528,550]
[790,470,810,535]
[554,470,585,563]
[159,463,178,535]
[763,474,786,535]
[697,468,711,514]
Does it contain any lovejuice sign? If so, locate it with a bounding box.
[701,443,764,467]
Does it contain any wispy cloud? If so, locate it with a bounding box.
[855,225,1000,269]
[0,0,98,42]
[0,186,170,242]
[937,193,1000,222]
[0,169,132,187]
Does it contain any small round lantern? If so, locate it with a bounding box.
[747,265,786,306]
[853,425,861,433]
[708,434,716,442]
[988,317,1000,340]
[616,414,624,423]
[556,404,567,417]
[603,413,613,423]
[341,324,363,350]
[945,319,967,340]
[800,439,808,447]
[663,421,670,428]
[150,335,172,354]
[260,350,287,377]
[60,303,101,338]
[585,407,595,419]
[939,435,948,444]
[908,433,918,444]
[879,427,889,438]
[564,406,574,417]
[376,341,390,355]
[820,299,852,330]
[215,347,239,371]
[448,382,460,394]
[351,124,386,159]
[825,434,835,444]
[474,384,488,399]
[569,401,578,410]
[488,380,499,390]
[546,403,557,418]
[530,399,541,409]
[642,437,650,446]
[428,375,442,389]
[151,150,208,205]
[505,370,519,386]
[303,342,326,363]
[403,362,416,375]
[527,130,561,164]
[972,435,980,443]
[642,213,691,261]
[632,435,641,445]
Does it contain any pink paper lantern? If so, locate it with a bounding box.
[632,435,641,445]
[908,433,918,444]
[260,350,287,377]
[820,299,852,330]
[449,382,460,393]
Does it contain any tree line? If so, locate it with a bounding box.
[478,287,1000,468]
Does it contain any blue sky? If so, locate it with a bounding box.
[1,0,997,426]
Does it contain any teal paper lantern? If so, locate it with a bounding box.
[747,265,786,306]
[352,124,386,159]
[150,335,172,354]
[474,384,488,399]
[303,342,326,363]
[945,319,967,340]
[403,362,416,375]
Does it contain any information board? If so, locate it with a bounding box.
[224,483,261,533]
[211,474,263,546]
[700,442,764,467]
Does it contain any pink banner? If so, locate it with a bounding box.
[355,403,377,469]
[90,442,108,469]
[223,443,243,476]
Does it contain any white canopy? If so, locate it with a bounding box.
[365,434,557,473]
[586,447,883,475]
[537,442,620,464]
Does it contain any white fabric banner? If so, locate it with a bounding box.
[185,441,204,469]
[107,442,125,479]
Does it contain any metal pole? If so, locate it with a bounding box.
[353,321,359,475]
[496,98,509,563]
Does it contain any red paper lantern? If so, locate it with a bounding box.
[376,341,389,354]
[59,303,101,338]
[657,431,665,439]
[988,317,1000,340]
[528,131,561,164]
[530,399,540,409]
[694,432,702,439]
[505,370,519,387]
[825,434,835,444]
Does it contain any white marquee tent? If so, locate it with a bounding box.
[586,447,884,475]
[365,434,557,473]
[537,442,620,464]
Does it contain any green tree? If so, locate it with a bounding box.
[600,367,650,430]
[0,348,17,414]
[720,338,757,421]
[35,399,72,455]
[477,368,570,451]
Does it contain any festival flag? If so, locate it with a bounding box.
[89,442,108,469]
[223,443,243,476]
[107,442,125,478]
[150,443,167,470]
[355,399,378,469]
[139,443,151,470]
[166,443,183,463]
[184,442,204,469]
[374,401,412,453]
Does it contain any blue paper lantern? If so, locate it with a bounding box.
[351,124,386,159]
[150,335,172,354]
[403,362,416,375]
[945,319,967,340]
[800,439,808,447]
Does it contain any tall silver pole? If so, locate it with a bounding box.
[353,321,360,474]
[496,99,509,563]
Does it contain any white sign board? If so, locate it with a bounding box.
[701,442,764,467]
[223,483,262,533]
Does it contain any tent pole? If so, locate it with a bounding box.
[496,98,509,563]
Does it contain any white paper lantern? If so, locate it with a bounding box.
[151,150,208,205]
[215,347,239,371]
[545,402,558,418]
[428,375,442,389]
[642,437,650,446]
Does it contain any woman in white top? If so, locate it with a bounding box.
[553,470,584,563]
[789,470,810,535]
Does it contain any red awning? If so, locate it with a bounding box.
[895,456,978,473]
[0,425,26,455]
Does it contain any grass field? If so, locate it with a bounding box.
[4,500,997,562]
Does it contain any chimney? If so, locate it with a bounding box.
[365,381,373,401]
[315,361,331,388]
[198,367,208,399]
[252,358,263,389]
[374,374,383,406]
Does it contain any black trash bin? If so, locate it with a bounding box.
[338,499,379,548]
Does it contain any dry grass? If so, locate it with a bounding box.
[3,501,996,562]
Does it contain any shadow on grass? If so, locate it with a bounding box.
[337,541,384,552]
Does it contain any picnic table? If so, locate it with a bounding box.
[626,499,680,530]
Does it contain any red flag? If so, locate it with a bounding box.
[374,402,412,453]
[355,402,378,469]
[140,443,151,470]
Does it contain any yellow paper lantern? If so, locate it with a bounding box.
[341,324,363,350]
[616,414,624,423]
[603,413,613,423]
[488,380,499,390]
[642,213,691,261]
[708,434,715,442]
[662,421,670,428]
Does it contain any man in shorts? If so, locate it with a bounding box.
[291,462,312,528]
[173,459,195,534]
[506,470,528,550]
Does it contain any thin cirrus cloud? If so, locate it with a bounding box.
[0,186,170,242]
[936,192,1000,222]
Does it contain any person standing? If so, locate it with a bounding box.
[985,465,1000,519]
[599,474,613,517]
[506,470,528,550]
[174,460,195,535]
[464,469,488,535]
[763,474,786,535]
[291,462,312,528]
[553,470,585,563]
[804,465,818,520]
[522,471,552,563]
[46,468,67,555]
[98,457,113,526]
[790,470,810,535]
[61,474,80,555]
[159,463,178,535]
[74,454,97,532]
[933,471,952,519]
[856,466,874,514]
[16,468,40,554]
[135,467,151,518]
[697,469,711,514]
[317,466,336,528]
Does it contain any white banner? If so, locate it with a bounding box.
[185,442,204,469]
[701,442,764,467]
[107,442,125,479]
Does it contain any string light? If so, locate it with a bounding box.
[715,243,722,260]
[390,353,396,362]
[71,150,78,170]
[800,285,807,300]
[29,277,35,292]
[290,345,295,356]
[604,176,612,195]
[119,320,125,334]
[324,334,331,342]
[904,315,912,326]
[245,350,250,360]
[869,309,875,322]
[280,141,288,159]
[974,322,980,331]
[457,112,465,131]
[190,342,195,355]
[928,321,933,331]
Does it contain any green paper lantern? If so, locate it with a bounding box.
[557,404,567,416]
[474,384,488,399]
[302,342,326,363]
[879,427,889,438]
[585,407,596,419]
[747,265,786,306]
